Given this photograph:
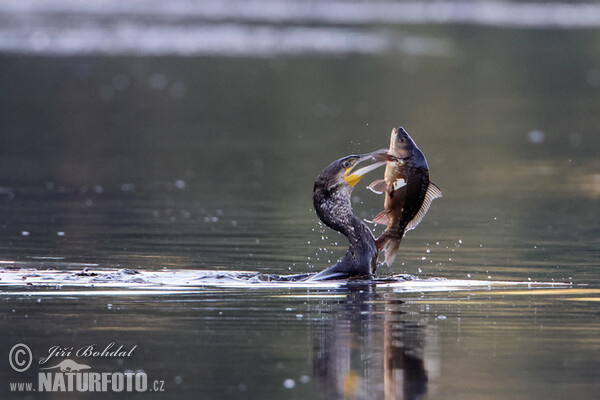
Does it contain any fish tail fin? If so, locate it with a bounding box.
[376,233,402,266]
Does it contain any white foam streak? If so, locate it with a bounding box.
[0,268,568,294]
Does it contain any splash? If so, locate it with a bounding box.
[0,267,568,294]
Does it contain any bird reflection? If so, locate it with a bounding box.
[312,283,428,400]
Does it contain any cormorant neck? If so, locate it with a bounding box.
[310,177,379,280]
[313,179,375,250]
[343,215,375,250]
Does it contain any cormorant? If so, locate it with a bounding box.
[308,150,389,281]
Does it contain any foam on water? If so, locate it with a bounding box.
[0,267,569,295]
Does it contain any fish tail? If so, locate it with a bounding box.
[376,233,402,266]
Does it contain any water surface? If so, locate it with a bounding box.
[1,1,599,399]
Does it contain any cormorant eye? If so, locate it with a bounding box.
[343,161,350,168]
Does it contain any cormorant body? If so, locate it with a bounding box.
[309,153,386,281]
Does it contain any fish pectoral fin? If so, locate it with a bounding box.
[405,182,443,232]
[372,210,391,225]
[367,180,387,194]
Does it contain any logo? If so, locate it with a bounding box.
[7,342,165,393]
[9,344,32,372]
[40,359,91,372]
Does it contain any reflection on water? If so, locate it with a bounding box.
[2,284,597,399]
[313,284,428,400]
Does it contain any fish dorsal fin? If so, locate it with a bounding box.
[372,210,391,225]
[405,182,443,232]
[367,180,387,194]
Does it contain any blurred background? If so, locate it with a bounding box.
[0,0,598,282]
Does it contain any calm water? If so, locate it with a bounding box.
[1,1,599,399]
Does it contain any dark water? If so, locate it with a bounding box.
[1,2,600,399]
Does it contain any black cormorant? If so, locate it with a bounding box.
[308,151,389,281]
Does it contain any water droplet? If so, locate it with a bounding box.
[527,130,545,144]
[421,256,426,260]
[283,379,296,389]
[57,231,65,236]
[467,273,471,278]
[458,239,462,244]
[120,183,135,192]
[174,179,186,189]
[21,231,30,236]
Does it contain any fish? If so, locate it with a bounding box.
[367,127,442,266]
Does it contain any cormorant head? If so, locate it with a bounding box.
[315,150,389,192]
[390,127,419,159]
[313,150,389,232]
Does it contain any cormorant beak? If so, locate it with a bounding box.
[343,149,390,187]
